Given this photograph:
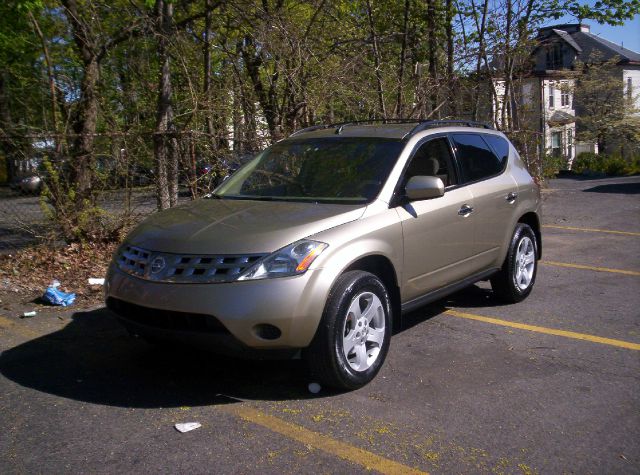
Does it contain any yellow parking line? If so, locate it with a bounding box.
[543,224,640,236]
[223,405,428,475]
[540,260,640,276]
[445,310,640,351]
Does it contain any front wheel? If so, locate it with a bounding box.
[304,271,391,390]
[491,223,538,303]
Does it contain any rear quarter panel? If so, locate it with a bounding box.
[495,144,542,265]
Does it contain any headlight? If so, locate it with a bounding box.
[237,239,328,281]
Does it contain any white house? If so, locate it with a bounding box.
[494,23,640,165]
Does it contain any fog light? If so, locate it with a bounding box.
[254,324,281,340]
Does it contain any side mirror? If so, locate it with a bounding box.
[405,176,445,201]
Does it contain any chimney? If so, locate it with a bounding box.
[580,24,590,32]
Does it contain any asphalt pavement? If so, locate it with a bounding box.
[0,175,638,474]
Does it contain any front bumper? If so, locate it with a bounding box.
[105,265,331,350]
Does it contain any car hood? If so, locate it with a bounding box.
[125,198,366,254]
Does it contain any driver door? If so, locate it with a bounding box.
[397,137,475,302]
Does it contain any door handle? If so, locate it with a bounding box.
[506,192,518,203]
[458,204,474,216]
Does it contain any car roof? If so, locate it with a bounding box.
[288,120,496,141]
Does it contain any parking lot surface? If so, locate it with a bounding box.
[1,175,639,474]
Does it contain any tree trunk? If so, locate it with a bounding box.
[242,37,279,143]
[365,0,387,119]
[203,0,214,137]
[28,11,60,148]
[395,0,410,117]
[426,0,439,117]
[71,56,99,197]
[62,0,99,201]
[0,72,17,182]
[445,0,456,117]
[154,0,177,210]
[471,0,489,121]
[501,0,513,130]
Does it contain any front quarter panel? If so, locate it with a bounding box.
[308,204,404,299]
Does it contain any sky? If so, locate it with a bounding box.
[542,14,640,53]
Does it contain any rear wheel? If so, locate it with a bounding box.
[305,271,391,390]
[491,223,538,303]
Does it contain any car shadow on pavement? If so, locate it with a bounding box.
[397,285,505,332]
[443,284,510,309]
[0,308,320,408]
[0,284,502,408]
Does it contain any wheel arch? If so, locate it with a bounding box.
[518,212,542,258]
[342,254,401,331]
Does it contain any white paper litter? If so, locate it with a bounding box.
[88,278,105,286]
[308,382,321,394]
[23,311,37,317]
[174,422,201,433]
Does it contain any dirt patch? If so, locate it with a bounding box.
[0,242,117,313]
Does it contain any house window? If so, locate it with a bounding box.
[567,129,573,159]
[546,43,563,69]
[551,131,562,157]
[560,83,570,107]
[549,83,555,108]
[628,77,633,102]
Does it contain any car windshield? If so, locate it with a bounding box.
[214,137,403,204]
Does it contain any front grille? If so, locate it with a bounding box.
[115,245,266,283]
[117,246,151,276]
[107,297,230,334]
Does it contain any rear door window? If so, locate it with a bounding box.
[450,133,504,183]
[483,135,510,166]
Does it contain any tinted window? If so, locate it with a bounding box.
[404,138,456,187]
[483,135,510,165]
[451,134,503,183]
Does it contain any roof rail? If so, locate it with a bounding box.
[288,124,332,137]
[290,119,422,137]
[333,119,426,134]
[404,120,494,139]
[289,118,494,138]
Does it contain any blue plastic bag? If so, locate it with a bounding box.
[42,281,76,307]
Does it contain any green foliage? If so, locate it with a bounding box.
[2,0,640,244]
[567,0,640,25]
[39,155,127,242]
[572,152,640,175]
[572,53,640,152]
[571,152,599,173]
[540,154,566,179]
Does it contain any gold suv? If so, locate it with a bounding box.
[106,120,542,390]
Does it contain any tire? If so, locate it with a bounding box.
[491,223,538,303]
[304,271,392,390]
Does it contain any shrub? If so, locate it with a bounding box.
[540,154,566,179]
[572,152,599,173]
[601,156,628,176]
[628,155,640,175]
[40,155,131,242]
[572,152,639,176]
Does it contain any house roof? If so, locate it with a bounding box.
[551,29,582,53]
[548,110,576,126]
[538,24,640,65]
[573,31,640,64]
